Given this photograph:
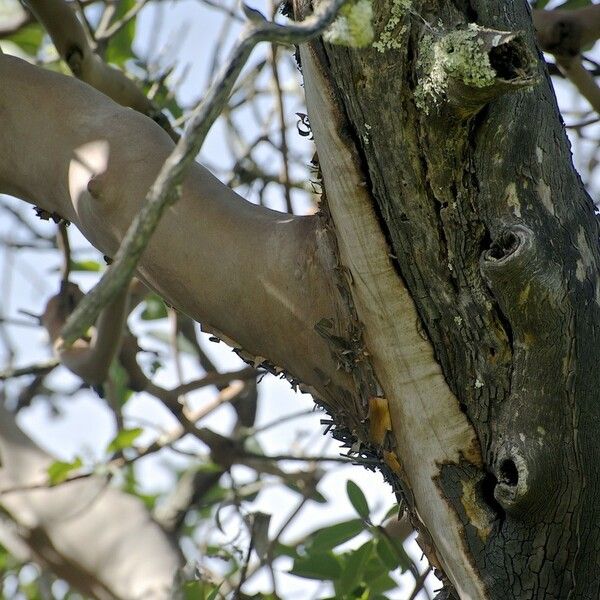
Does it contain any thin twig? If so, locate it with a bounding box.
[0,317,42,328]
[242,451,353,463]
[269,0,293,213]
[57,222,71,285]
[0,359,59,381]
[557,55,600,115]
[270,41,293,212]
[96,0,150,41]
[251,408,317,435]
[408,565,433,600]
[234,533,254,599]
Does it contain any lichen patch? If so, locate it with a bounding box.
[372,0,412,53]
[323,0,374,48]
[415,24,497,112]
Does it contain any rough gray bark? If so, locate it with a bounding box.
[304,0,600,598]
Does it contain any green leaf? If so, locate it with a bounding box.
[206,545,236,561]
[272,542,300,560]
[108,360,134,406]
[382,505,400,521]
[347,480,370,518]
[243,435,265,456]
[5,23,44,56]
[284,480,328,504]
[557,0,592,8]
[47,457,83,485]
[141,294,168,320]
[374,527,411,572]
[337,540,374,596]
[309,518,365,551]
[107,427,143,453]
[70,259,102,272]
[245,512,271,561]
[206,587,221,600]
[289,552,342,580]
[182,580,221,600]
[362,556,397,593]
[143,79,184,120]
[105,0,138,67]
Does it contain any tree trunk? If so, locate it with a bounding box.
[300,0,600,597]
[2,0,600,597]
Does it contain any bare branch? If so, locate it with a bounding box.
[57,222,71,285]
[96,0,150,42]
[0,48,353,412]
[270,40,294,213]
[0,360,58,381]
[0,405,182,598]
[25,0,174,133]
[534,5,600,57]
[557,54,600,115]
[58,0,348,347]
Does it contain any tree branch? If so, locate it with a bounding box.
[95,0,150,42]
[0,404,182,598]
[533,4,600,57]
[557,54,600,114]
[0,51,353,406]
[57,0,349,350]
[296,18,486,596]
[533,5,600,114]
[0,360,58,381]
[25,0,174,133]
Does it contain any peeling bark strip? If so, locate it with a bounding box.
[299,40,486,598]
[304,0,600,597]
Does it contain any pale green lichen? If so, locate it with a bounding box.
[323,0,374,48]
[372,0,412,52]
[415,24,496,112]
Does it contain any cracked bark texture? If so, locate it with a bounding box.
[309,0,600,597]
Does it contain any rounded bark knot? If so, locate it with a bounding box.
[493,449,530,513]
[65,45,85,77]
[87,174,104,200]
[481,224,534,278]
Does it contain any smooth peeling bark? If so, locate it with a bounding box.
[299,43,487,599]
[0,54,355,409]
[306,0,600,597]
